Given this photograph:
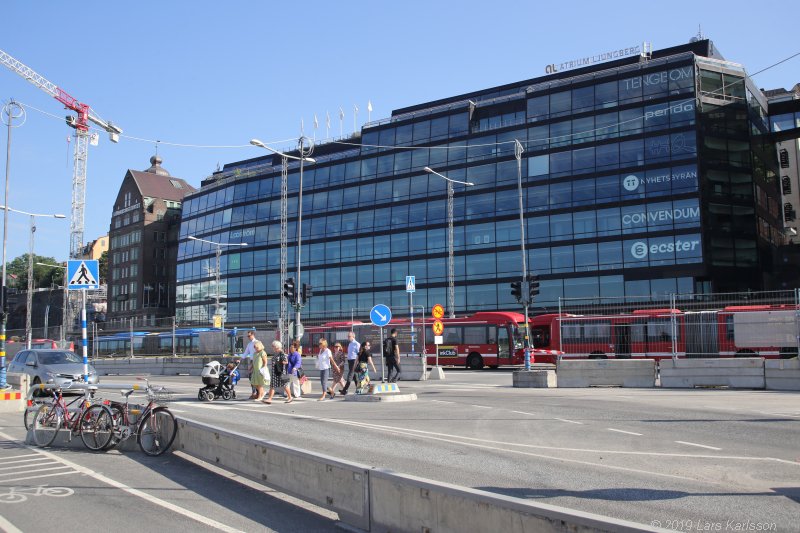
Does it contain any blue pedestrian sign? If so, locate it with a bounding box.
[405,275,416,293]
[370,304,392,327]
[67,260,99,290]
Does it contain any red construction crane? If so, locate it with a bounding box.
[0,48,122,259]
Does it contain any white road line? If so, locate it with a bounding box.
[0,465,72,477]
[0,514,23,533]
[511,411,536,416]
[0,430,246,533]
[0,471,76,483]
[554,418,583,424]
[675,440,722,451]
[430,400,454,404]
[0,454,39,461]
[0,461,58,471]
[0,456,48,465]
[170,409,186,413]
[607,428,643,436]
[471,405,491,409]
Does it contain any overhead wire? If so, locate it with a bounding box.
[8,50,800,157]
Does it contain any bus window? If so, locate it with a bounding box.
[497,327,510,359]
[443,327,462,345]
[531,326,551,348]
[463,326,488,344]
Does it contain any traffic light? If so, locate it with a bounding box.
[510,281,522,303]
[283,277,296,301]
[302,283,313,305]
[528,274,540,300]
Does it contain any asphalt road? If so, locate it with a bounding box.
[0,413,339,532]
[155,369,799,532]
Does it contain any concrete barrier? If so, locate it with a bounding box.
[369,468,667,533]
[556,360,656,388]
[173,417,371,531]
[765,359,800,391]
[0,373,27,413]
[513,369,556,388]
[659,358,765,389]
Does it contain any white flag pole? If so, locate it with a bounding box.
[326,111,331,139]
[339,107,344,137]
[368,100,373,123]
[353,104,359,134]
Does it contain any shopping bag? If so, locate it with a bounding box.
[301,380,312,395]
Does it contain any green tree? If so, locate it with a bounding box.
[98,250,108,284]
[6,254,63,290]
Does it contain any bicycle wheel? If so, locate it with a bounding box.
[137,407,177,456]
[23,403,39,431]
[32,405,62,447]
[103,404,125,450]
[79,405,115,451]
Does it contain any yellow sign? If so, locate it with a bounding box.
[432,319,444,336]
[432,304,445,319]
[213,315,223,328]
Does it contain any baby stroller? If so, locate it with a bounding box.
[354,362,371,395]
[198,360,240,401]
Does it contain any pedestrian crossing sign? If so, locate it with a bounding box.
[406,275,415,293]
[67,260,99,290]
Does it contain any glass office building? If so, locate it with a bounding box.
[175,40,783,324]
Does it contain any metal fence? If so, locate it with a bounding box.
[551,290,800,359]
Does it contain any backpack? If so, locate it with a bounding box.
[383,337,394,358]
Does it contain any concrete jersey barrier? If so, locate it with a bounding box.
[556,359,656,388]
[659,358,765,389]
[173,416,670,533]
[764,358,800,390]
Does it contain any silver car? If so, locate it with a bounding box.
[7,349,99,388]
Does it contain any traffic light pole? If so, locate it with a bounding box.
[515,140,532,371]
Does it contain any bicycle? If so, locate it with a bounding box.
[104,378,177,456]
[23,381,82,430]
[30,385,115,451]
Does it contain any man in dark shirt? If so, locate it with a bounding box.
[384,328,401,383]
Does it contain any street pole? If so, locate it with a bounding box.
[81,288,88,382]
[25,215,35,348]
[515,139,532,371]
[447,181,455,319]
[215,244,222,323]
[294,136,308,341]
[1,101,23,390]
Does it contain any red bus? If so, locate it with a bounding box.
[529,305,800,363]
[303,312,562,370]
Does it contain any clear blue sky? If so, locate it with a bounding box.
[2,0,798,263]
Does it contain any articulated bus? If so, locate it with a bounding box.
[303,312,562,369]
[528,305,800,363]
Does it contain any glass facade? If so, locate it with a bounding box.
[176,42,782,324]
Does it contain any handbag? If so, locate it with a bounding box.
[296,368,306,380]
[300,379,312,394]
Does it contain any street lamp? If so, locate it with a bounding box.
[36,262,68,344]
[0,206,66,349]
[187,235,247,326]
[424,167,474,319]
[250,138,316,341]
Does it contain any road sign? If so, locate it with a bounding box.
[434,335,443,345]
[67,260,99,290]
[432,304,445,319]
[213,315,223,328]
[370,304,392,327]
[432,319,444,336]
[405,275,416,293]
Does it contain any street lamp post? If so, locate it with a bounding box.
[513,139,533,371]
[424,167,474,319]
[187,236,247,327]
[250,138,316,341]
[0,206,66,349]
[36,262,67,344]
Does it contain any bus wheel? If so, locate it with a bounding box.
[466,354,484,370]
[779,347,798,359]
[735,350,757,358]
[588,352,607,360]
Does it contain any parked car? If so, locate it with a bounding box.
[7,349,99,389]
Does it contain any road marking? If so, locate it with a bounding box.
[675,441,722,451]
[0,461,58,471]
[511,411,537,416]
[0,471,76,483]
[607,428,643,436]
[0,430,246,533]
[0,454,39,462]
[471,405,491,409]
[0,456,49,465]
[0,514,23,533]
[554,418,583,425]
[0,466,73,478]
[430,400,454,404]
